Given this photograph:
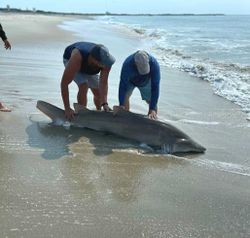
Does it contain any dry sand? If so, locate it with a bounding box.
[1,12,75,43]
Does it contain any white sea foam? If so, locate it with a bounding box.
[178,119,220,125]
[153,43,250,121]
[192,158,250,177]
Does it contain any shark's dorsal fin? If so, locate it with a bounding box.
[78,108,91,115]
[113,106,149,119]
[113,108,133,117]
[73,103,91,114]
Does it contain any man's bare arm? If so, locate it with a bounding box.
[61,49,81,119]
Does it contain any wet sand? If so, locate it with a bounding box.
[0,13,250,238]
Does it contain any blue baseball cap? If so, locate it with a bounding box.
[90,44,115,67]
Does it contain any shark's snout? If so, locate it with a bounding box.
[173,138,206,154]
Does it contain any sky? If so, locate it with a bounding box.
[0,0,249,14]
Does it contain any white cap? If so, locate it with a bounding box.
[134,50,150,75]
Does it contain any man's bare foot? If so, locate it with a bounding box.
[0,102,11,112]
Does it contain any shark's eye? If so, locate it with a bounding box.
[177,138,187,143]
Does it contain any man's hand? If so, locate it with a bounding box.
[148,109,157,120]
[4,40,11,50]
[102,103,112,112]
[65,107,75,121]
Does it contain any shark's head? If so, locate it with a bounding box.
[172,138,206,154]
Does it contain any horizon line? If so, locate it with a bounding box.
[0,7,249,16]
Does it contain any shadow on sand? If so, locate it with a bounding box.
[26,121,204,160]
[26,122,141,160]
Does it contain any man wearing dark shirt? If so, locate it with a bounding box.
[118,50,160,120]
[0,23,11,112]
[61,42,115,120]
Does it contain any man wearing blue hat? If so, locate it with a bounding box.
[117,50,160,120]
[61,42,115,120]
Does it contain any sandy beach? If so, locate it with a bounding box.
[0,13,250,238]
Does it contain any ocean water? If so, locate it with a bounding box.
[96,15,250,120]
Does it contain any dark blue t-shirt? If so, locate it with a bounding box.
[63,42,101,75]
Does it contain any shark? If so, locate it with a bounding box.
[36,100,206,154]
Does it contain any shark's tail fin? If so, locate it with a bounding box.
[36,100,65,122]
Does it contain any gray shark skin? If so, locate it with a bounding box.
[36,100,206,154]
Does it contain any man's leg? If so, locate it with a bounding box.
[77,83,89,106]
[90,88,101,110]
[0,102,11,112]
[138,80,153,109]
[124,95,131,111]
[124,85,134,111]
[87,74,101,110]
[64,58,89,107]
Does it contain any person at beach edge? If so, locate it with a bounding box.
[61,42,115,120]
[116,50,160,120]
[0,23,11,112]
